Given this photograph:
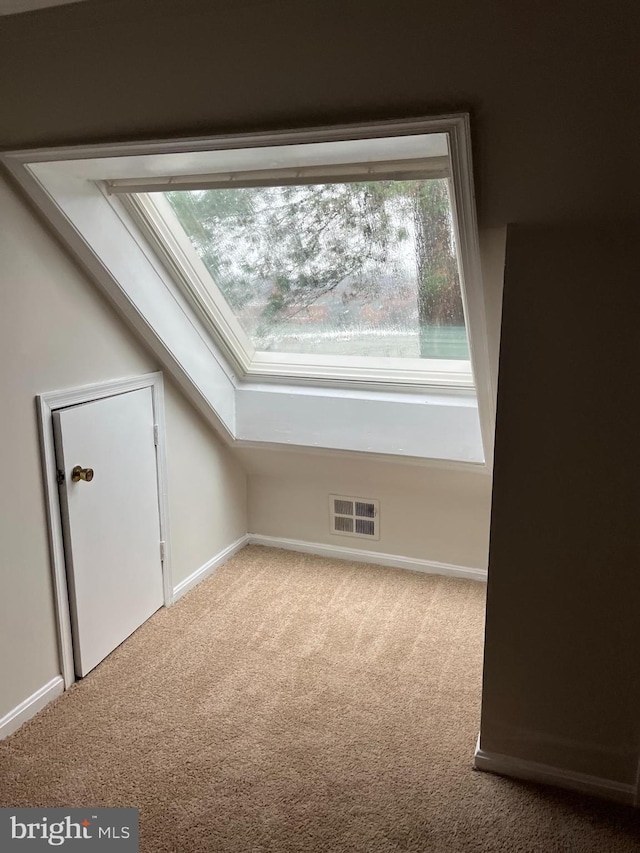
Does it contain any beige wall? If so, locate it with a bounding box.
[164,379,247,581]
[242,450,491,570]
[0,175,247,719]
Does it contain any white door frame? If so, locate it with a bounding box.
[37,371,173,689]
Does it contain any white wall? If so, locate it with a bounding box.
[0,174,247,720]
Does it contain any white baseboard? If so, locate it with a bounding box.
[474,736,636,805]
[0,676,64,741]
[248,534,487,582]
[172,534,250,601]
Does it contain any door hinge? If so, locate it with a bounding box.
[153,424,159,446]
[56,468,65,485]
[160,540,166,562]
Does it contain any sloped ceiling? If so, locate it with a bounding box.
[0,0,88,14]
[0,0,638,229]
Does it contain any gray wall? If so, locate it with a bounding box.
[481,224,640,782]
[1,0,638,784]
[0,0,637,230]
[0,174,247,719]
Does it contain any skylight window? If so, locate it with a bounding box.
[111,126,482,390]
[161,176,469,363]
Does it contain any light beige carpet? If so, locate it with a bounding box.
[1,546,639,851]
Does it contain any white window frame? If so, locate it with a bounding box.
[122,186,476,389]
[106,124,482,392]
[1,114,496,466]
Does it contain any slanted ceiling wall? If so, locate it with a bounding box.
[0,175,247,720]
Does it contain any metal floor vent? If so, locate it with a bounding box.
[330,494,380,540]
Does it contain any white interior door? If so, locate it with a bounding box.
[53,387,164,677]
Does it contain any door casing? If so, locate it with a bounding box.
[37,371,173,689]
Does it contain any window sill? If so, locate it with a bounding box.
[245,352,474,390]
[234,381,484,464]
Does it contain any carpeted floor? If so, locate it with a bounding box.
[1,546,639,851]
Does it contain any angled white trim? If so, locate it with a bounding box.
[173,534,250,601]
[0,114,487,170]
[248,535,487,581]
[233,440,490,474]
[0,677,64,741]
[37,372,173,689]
[122,192,256,378]
[474,737,636,805]
[447,115,495,468]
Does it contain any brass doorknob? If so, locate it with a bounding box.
[71,465,94,483]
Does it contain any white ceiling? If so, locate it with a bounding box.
[0,0,88,15]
